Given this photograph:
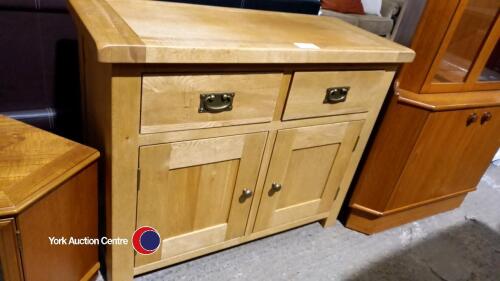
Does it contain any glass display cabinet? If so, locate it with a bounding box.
[425,0,499,92]
[345,0,500,234]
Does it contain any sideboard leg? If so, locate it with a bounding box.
[321,71,396,229]
[106,69,142,281]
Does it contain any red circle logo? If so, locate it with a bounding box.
[132,226,161,255]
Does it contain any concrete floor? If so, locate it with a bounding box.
[121,165,500,281]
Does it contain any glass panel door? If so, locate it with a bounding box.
[478,41,500,81]
[432,0,499,83]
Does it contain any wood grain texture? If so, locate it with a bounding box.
[79,29,140,280]
[397,0,461,93]
[347,102,500,232]
[387,107,500,209]
[67,0,414,64]
[348,0,500,234]
[422,0,500,93]
[254,121,362,232]
[70,0,410,276]
[320,71,397,227]
[138,113,368,146]
[349,96,430,212]
[141,73,282,133]
[351,186,475,217]
[0,219,23,281]
[398,0,500,94]
[78,30,130,281]
[80,262,101,281]
[0,116,99,217]
[17,164,99,281]
[421,0,474,91]
[397,88,500,111]
[136,133,266,267]
[133,211,330,275]
[160,224,228,259]
[284,71,390,120]
[67,0,145,62]
[347,194,466,234]
[107,68,142,281]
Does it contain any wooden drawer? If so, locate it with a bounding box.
[141,73,283,133]
[283,71,393,120]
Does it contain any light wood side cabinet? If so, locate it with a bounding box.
[346,0,500,234]
[0,116,100,281]
[68,0,415,279]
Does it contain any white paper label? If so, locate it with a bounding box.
[293,42,320,49]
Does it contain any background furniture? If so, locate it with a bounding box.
[0,0,81,139]
[0,0,320,138]
[0,115,99,281]
[319,0,407,38]
[69,0,414,280]
[345,0,500,234]
[166,0,321,14]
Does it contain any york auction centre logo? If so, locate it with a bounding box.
[132,226,161,255]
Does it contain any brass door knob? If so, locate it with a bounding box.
[242,188,253,198]
[466,112,478,126]
[481,112,492,124]
[271,183,282,192]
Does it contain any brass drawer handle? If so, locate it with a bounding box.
[466,112,478,126]
[199,93,234,113]
[324,87,349,104]
[481,112,492,124]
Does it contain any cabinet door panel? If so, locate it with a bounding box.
[449,107,500,189]
[254,121,363,232]
[136,133,267,266]
[388,107,500,209]
[0,219,22,281]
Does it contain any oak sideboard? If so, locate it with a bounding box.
[68,0,415,279]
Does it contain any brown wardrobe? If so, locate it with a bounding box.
[346,0,500,234]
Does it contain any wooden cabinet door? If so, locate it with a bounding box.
[388,107,500,210]
[253,121,363,232]
[0,219,23,281]
[135,132,267,266]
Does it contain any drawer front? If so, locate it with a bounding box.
[141,73,283,133]
[283,71,394,120]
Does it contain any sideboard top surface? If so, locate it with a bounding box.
[68,0,415,64]
[0,116,99,217]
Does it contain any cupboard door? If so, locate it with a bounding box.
[388,107,500,210]
[429,0,498,84]
[254,121,363,232]
[0,219,23,281]
[135,132,267,266]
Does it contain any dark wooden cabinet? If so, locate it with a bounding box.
[346,0,500,234]
[0,116,100,281]
[0,219,22,281]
